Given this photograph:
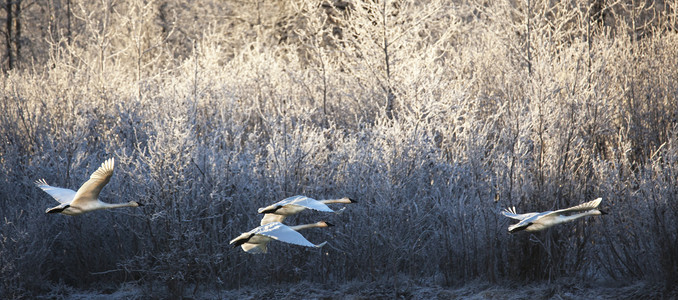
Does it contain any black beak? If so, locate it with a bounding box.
[325,222,335,227]
[348,198,357,203]
[599,210,608,215]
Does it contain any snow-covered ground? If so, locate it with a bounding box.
[40,278,671,300]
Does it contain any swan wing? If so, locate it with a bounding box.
[507,212,550,232]
[257,195,334,213]
[229,231,253,245]
[260,213,286,226]
[257,195,301,212]
[45,203,70,214]
[508,219,532,232]
[553,198,602,215]
[35,179,76,204]
[257,196,298,213]
[255,222,322,247]
[241,242,268,254]
[70,158,115,206]
[501,207,539,220]
[285,195,334,212]
[229,230,270,254]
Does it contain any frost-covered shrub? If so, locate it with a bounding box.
[1,0,678,298]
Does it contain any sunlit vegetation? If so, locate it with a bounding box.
[1,0,677,298]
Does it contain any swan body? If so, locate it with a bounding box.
[230,221,332,254]
[35,158,143,216]
[501,198,605,233]
[258,195,356,225]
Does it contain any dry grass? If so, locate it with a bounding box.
[1,0,677,298]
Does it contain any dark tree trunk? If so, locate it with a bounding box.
[14,0,19,68]
[67,0,71,44]
[5,0,13,70]
[3,0,21,71]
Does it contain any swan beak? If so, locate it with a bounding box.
[348,198,357,203]
[324,222,335,227]
[599,210,608,215]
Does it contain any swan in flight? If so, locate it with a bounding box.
[501,198,605,233]
[230,221,333,254]
[258,195,356,225]
[35,158,143,216]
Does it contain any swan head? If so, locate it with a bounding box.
[130,201,144,207]
[317,221,334,227]
[587,209,605,216]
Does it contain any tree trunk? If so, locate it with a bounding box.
[14,0,19,68]
[67,0,71,44]
[5,0,13,70]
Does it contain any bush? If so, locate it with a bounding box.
[1,0,677,298]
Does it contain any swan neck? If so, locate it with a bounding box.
[561,210,599,222]
[320,198,350,204]
[290,222,323,231]
[100,201,137,209]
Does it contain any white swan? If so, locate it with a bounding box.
[501,198,605,233]
[35,158,143,216]
[258,195,356,225]
[230,221,333,254]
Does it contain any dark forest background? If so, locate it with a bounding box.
[1,0,677,298]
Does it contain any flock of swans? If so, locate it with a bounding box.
[229,195,356,253]
[35,158,606,253]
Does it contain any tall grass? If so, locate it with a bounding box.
[1,0,677,297]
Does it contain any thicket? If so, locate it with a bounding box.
[1,0,677,298]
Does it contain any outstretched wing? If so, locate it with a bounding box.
[70,158,115,207]
[255,222,324,248]
[506,212,552,232]
[257,196,299,213]
[554,198,602,214]
[285,195,333,212]
[229,231,253,246]
[507,220,532,233]
[258,195,334,214]
[241,242,268,254]
[260,213,286,226]
[35,179,77,204]
[45,203,70,214]
[501,207,539,221]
